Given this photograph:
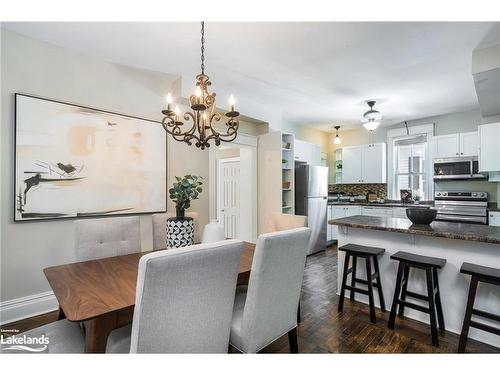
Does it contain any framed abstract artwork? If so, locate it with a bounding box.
[14,93,167,221]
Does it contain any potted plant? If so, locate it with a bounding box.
[166,175,203,248]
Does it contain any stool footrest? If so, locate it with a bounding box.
[398,300,430,314]
[472,308,500,323]
[344,285,369,295]
[405,291,429,301]
[470,320,500,336]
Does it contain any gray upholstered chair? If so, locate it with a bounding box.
[152,212,200,250]
[7,319,85,353]
[229,227,311,353]
[74,216,141,262]
[264,212,307,234]
[106,240,244,353]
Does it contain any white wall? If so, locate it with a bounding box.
[0,30,211,321]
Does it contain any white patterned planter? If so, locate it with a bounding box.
[166,217,194,248]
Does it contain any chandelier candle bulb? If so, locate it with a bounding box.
[229,95,236,112]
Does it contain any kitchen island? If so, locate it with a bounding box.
[329,215,500,348]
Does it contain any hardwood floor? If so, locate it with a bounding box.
[2,245,497,353]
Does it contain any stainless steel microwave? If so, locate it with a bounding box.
[433,157,486,180]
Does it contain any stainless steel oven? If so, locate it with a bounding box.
[433,157,486,180]
[434,191,488,224]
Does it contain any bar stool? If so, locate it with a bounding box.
[458,262,500,353]
[338,243,386,323]
[388,251,446,347]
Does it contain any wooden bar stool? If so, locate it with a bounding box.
[458,262,500,353]
[338,243,386,323]
[388,251,446,347]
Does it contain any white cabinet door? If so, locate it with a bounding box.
[433,134,460,158]
[342,146,363,183]
[459,132,478,157]
[330,205,361,240]
[327,205,333,241]
[489,212,500,226]
[311,144,321,166]
[362,143,386,183]
[479,123,500,172]
[361,206,393,217]
[344,206,361,217]
[294,139,307,162]
[392,207,408,219]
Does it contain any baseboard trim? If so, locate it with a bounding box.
[0,291,58,325]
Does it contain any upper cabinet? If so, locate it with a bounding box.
[294,139,321,166]
[342,143,386,184]
[479,123,500,172]
[433,132,478,158]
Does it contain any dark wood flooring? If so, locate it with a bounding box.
[2,245,497,353]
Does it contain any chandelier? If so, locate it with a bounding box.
[362,100,382,131]
[161,22,240,150]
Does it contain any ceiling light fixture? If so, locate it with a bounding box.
[362,100,382,131]
[333,126,341,144]
[161,22,240,150]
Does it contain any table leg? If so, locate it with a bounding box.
[84,313,119,353]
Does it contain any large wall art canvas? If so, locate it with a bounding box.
[14,94,166,221]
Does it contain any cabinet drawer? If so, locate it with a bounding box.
[361,206,393,217]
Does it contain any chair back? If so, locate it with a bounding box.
[238,227,311,353]
[152,212,200,250]
[74,216,141,262]
[264,212,307,233]
[130,240,244,353]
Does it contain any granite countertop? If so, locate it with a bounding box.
[328,201,433,208]
[329,215,500,245]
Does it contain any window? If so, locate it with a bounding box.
[393,134,429,200]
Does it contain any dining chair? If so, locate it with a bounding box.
[7,318,85,353]
[264,212,307,233]
[229,227,311,353]
[74,216,141,262]
[105,240,244,353]
[152,212,200,250]
[202,219,226,243]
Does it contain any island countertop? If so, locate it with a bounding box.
[329,215,500,245]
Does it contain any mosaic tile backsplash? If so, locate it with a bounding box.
[328,183,387,199]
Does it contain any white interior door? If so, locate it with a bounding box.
[218,158,240,239]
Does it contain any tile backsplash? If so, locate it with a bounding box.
[329,183,387,199]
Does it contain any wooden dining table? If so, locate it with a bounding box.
[44,242,255,353]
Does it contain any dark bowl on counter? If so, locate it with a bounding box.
[406,207,437,226]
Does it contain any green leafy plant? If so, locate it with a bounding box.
[169,175,203,217]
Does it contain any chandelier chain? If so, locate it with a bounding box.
[200,21,205,75]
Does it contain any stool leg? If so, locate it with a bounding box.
[388,262,404,329]
[373,255,386,312]
[350,256,357,301]
[458,275,479,353]
[338,253,351,312]
[433,268,445,331]
[398,265,410,318]
[297,301,301,324]
[426,267,439,347]
[365,256,376,323]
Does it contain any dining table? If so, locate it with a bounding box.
[43,241,255,353]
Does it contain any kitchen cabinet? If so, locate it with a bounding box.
[330,205,361,240]
[489,212,500,227]
[294,139,321,166]
[342,143,386,184]
[433,132,478,158]
[361,206,393,218]
[479,123,500,172]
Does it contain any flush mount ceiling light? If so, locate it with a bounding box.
[333,126,341,144]
[362,100,382,131]
[161,22,240,150]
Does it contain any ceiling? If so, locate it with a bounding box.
[3,22,500,131]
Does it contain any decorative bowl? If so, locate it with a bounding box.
[406,207,437,226]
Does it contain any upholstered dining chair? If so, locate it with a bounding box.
[105,240,244,353]
[74,216,141,262]
[264,212,307,234]
[152,212,200,250]
[229,227,311,353]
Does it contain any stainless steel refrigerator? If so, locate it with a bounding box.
[295,165,328,255]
